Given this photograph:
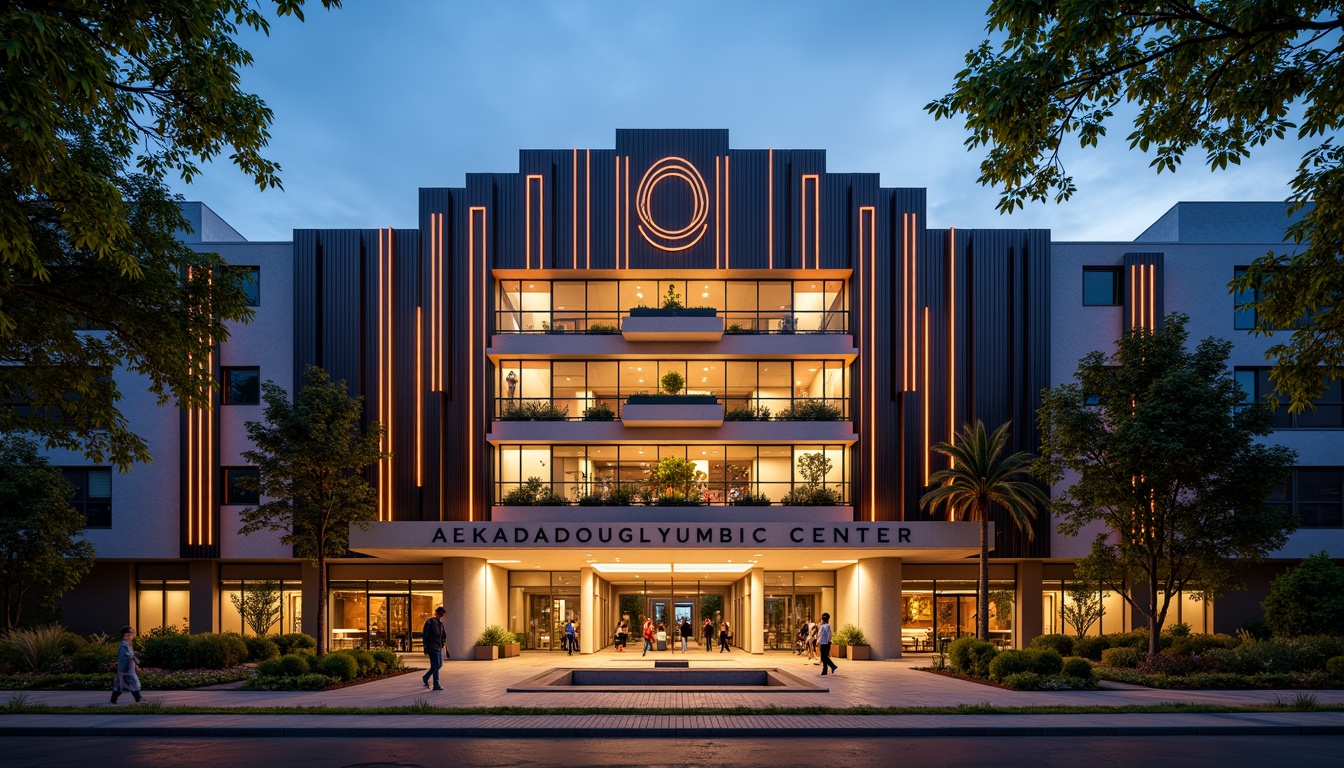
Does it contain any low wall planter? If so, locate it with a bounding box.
[621,314,724,341]
[833,643,847,659]
[474,645,499,660]
[848,645,871,660]
[628,307,719,317]
[502,643,521,658]
[622,399,724,427]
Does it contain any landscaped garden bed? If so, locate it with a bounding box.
[927,636,1100,690]
[242,647,409,690]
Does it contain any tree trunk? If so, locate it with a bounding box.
[316,550,328,655]
[978,509,990,641]
[1147,554,1159,657]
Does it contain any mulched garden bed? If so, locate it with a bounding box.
[916,667,1013,690]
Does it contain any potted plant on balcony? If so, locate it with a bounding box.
[839,624,870,660]
[474,625,517,660]
[583,402,616,421]
[627,285,718,318]
[780,453,843,505]
[623,372,718,406]
[501,477,566,506]
[648,456,706,506]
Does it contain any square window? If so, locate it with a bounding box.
[58,466,112,528]
[223,368,260,405]
[223,467,260,505]
[1082,267,1122,306]
[233,266,261,307]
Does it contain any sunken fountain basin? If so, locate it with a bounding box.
[508,663,826,693]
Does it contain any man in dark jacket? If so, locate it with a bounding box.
[422,606,448,690]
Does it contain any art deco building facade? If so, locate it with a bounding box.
[52,130,1343,660]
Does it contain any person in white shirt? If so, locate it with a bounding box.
[818,613,838,675]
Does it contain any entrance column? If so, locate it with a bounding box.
[1017,561,1043,650]
[749,567,764,655]
[856,557,902,659]
[442,557,488,661]
[580,566,596,654]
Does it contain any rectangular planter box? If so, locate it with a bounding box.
[621,314,724,341]
[474,645,499,660]
[833,643,847,659]
[621,401,724,427]
[502,643,521,658]
[848,644,871,660]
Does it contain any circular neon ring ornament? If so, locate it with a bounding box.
[636,156,709,252]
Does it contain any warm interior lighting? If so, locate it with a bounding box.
[590,563,672,574]
[486,559,521,565]
[821,560,858,565]
[673,563,752,574]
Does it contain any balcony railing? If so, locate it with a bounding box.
[494,308,849,335]
[493,396,850,422]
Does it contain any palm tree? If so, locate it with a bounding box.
[919,420,1048,641]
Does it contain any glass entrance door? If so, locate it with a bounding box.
[934,594,976,650]
[369,594,409,651]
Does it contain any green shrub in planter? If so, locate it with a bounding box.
[297,673,332,690]
[371,649,401,671]
[316,652,358,682]
[1030,633,1074,657]
[476,625,518,648]
[1062,656,1095,679]
[244,636,280,662]
[1072,635,1109,660]
[1101,647,1141,668]
[276,653,311,677]
[141,633,193,670]
[274,633,317,656]
[729,492,772,506]
[988,649,1032,681]
[948,637,998,677]
[188,633,248,669]
[1002,671,1045,690]
[1326,655,1344,676]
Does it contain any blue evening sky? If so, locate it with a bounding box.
[174,1,1312,244]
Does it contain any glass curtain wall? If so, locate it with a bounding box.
[612,580,727,652]
[219,580,303,636]
[902,578,1017,651]
[1041,582,1207,635]
[135,579,190,632]
[761,571,833,650]
[508,571,581,651]
[495,444,850,505]
[495,279,848,333]
[493,359,849,421]
[327,580,440,651]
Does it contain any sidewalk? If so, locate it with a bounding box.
[3,649,1342,737]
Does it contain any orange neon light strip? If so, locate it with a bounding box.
[614,156,621,268]
[635,157,709,252]
[624,156,630,268]
[860,205,877,521]
[1149,264,1156,329]
[585,149,591,269]
[902,215,910,391]
[715,156,721,269]
[949,228,957,451]
[416,306,423,487]
[724,155,730,269]
[923,306,930,485]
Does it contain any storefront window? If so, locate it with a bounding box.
[1043,580,1128,636]
[219,579,303,636]
[508,571,580,651]
[328,580,441,651]
[761,571,831,650]
[136,580,190,633]
[902,576,1016,651]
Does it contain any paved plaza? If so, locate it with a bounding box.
[3,646,1344,737]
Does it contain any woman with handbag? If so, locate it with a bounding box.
[110,625,143,704]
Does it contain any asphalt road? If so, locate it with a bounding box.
[5,736,1344,768]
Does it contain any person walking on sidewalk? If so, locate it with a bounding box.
[719,619,731,652]
[702,618,714,652]
[679,617,692,653]
[641,618,655,657]
[110,625,142,704]
[564,619,577,656]
[818,613,838,676]
[421,606,448,690]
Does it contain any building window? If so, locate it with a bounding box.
[1270,468,1344,528]
[59,467,112,528]
[223,467,260,505]
[231,266,261,307]
[1082,267,1122,306]
[136,578,190,632]
[223,367,261,405]
[220,579,303,636]
[1235,367,1343,428]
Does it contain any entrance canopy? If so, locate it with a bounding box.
[349,520,985,572]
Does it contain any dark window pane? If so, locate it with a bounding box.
[1082,268,1120,306]
[1297,469,1343,503]
[1297,503,1344,528]
[240,267,260,307]
[224,468,260,505]
[84,502,112,528]
[1234,370,1256,404]
[1297,405,1343,428]
[224,369,260,404]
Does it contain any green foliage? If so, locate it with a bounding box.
[371,649,401,671]
[2,624,67,673]
[244,636,280,662]
[1327,656,1344,677]
[1206,636,1344,675]
[661,284,683,310]
[188,633,248,669]
[585,322,620,334]
[647,456,705,503]
[582,403,616,421]
[1101,647,1141,669]
[1027,648,1064,675]
[1263,551,1344,638]
[1037,315,1298,653]
[988,649,1032,681]
[926,0,1344,409]
[796,452,832,487]
[501,477,566,506]
[476,625,517,648]
[779,486,842,506]
[1062,582,1107,638]
[141,632,193,670]
[604,483,639,506]
[499,400,569,421]
[315,652,358,682]
[0,1,348,466]
[774,400,843,420]
[948,636,998,677]
[836,624,867,646]
[1031,634,1074,657]
[344,649,375,676]
[230,581,282,638]
[1071,635,1109,661]
[277,653,311,677]
[1062,657,1095,679]
[921,421,1046,641]
[0,667,251,691]
[729,492,772,506]
[238,366,387,654]
[273,633,317,656]
[0,436,96,629]
[296,672,332,690]
[660,370,686,395]
[724,404,772,421]
[725,323,749,334]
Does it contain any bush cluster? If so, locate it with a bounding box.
[140,632,248,670]
[273,633,318,656]
[988,648,1063,681]
[948,637,998,678]
[253,647,405,690]
[1030,634,1074,657]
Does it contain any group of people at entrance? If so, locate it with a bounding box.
[611,617,732,654]
[795,613,838,675]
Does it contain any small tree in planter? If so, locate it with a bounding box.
[661,284,683,310]
[648,456,705,504]
[781,452,842,505]
[475,625,517,660]
[839,624,870,660]
[660,370,686,396]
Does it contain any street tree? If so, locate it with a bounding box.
[927,1,1344,410]
[920,421,1047,641]
[237,366,386,654]
[1035,314,1297,655]
[0,435,95,630]
[1,1,340,468]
